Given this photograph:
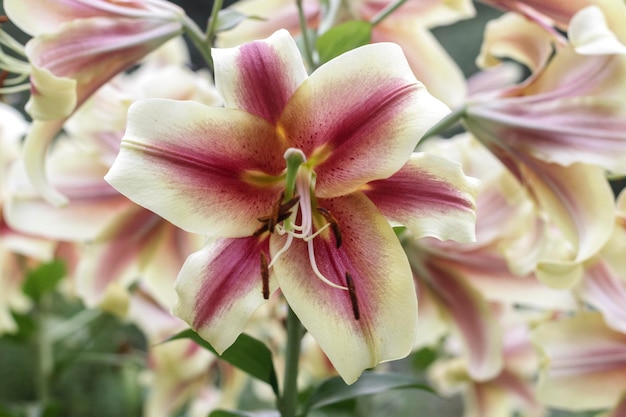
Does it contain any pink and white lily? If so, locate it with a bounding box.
[4,0,187,206]
[105,29,478,383]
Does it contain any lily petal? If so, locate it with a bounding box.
[213,29,307,125]
[467,47,626,174]
[476,12,554,73]
[581,260,626,334]
[519,160,615,288]
[569,6,626,55]
[372,22,468,107]
[5,0,184,36]
[271,193,417,384]
[73,206,153,308]
[405,238,503,381]
[5,144,130,241]
[279,42,450,198]
[363,152,479,243]
[532,312,626,411]
[173,236,276,354]
[25,17,183,121]
[105,99,286,237]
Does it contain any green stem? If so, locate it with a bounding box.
[370,0,410,26]
[296,0,317,71]
[182,15,214,72]
[419,105,467,143]
[206,0,224,46]
[35,298,53,410]
[279,307,304,417]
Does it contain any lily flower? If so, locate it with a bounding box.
[462,13,624,287]
[105,29,478,383]
[4,0,188,206]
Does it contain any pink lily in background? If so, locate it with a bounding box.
[479,0,626,43]
[3,46,220,313]
[105,29,478,383]
[4,0,188,206]
[405,134,575,381]
[462,11,625,287]
[531,312,626,413]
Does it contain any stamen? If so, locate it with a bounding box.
[260,252,270,300]
[317,207,342,248]
[0,16,8,24]
[345,272,360,320]
[268,232,294,268]
[307,240,348,290]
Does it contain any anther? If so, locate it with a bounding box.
[0,16,8,24]
[255,194,300,236]
[345,272,360,320]
[317,207,342,248]
[260,252,270,300]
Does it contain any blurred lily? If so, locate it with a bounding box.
[105,29,477,383]
[406,134,575,381]
[531,312,626,412]
[4,50,219,313]
[4,0,189,206]
[479,0,626,43]
[461,14,624,287]
[429,312,544,417]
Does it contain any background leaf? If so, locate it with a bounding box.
[22,260,66,303]
[303,372,434,413]
[315,20,372,64]
[170,329,279,396]
[210,410,279,417]
[214,9,265,32]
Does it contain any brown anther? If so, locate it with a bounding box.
[345,272,360,320]
[0,16,9,24]
[255,194,300,236]
[260,252,270,300]
[317,207,342,248]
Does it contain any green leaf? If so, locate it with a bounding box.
[411,347,437,371]
[214,9,265,33]
[303,372,434,413]
[170,329,279,396]
[209,410,279,417]
[315,20,372,64]
[22,260,66,303]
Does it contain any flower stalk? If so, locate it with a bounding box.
[279,306,305,417]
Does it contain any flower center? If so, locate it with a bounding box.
[255,148,360,320]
